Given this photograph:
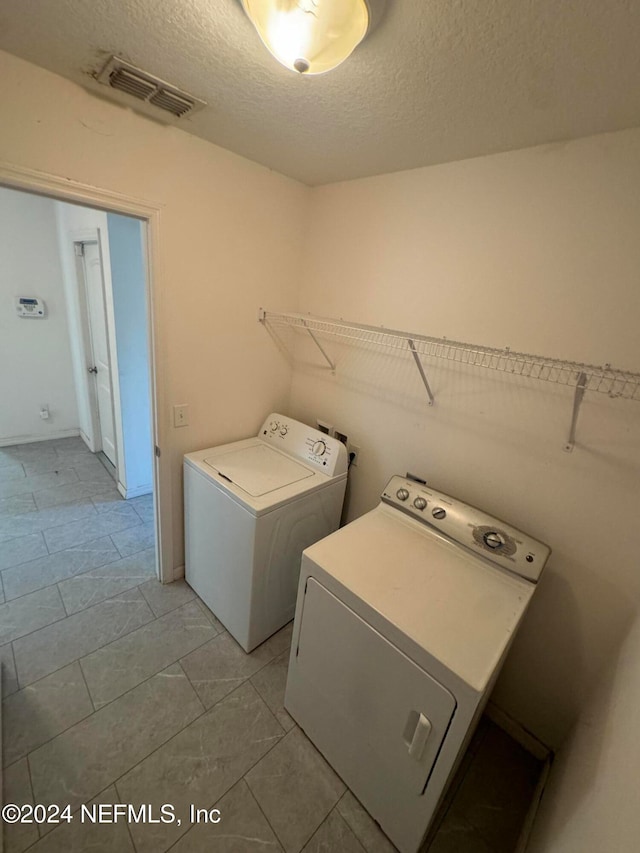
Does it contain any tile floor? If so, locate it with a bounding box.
[1,438,542,853]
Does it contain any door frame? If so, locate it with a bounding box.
[0,160,171,583]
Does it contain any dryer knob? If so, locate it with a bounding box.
[396,488,409,502]
[280,426,288,436]
[432,507,446,520]
[413,497,427,511]
[312,440,326,456]
[484,531,505,550]
[270,421,279,432]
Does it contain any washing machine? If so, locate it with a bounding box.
[184,413,348,652]
[285,474,550,853]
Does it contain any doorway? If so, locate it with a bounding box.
[0,163,170,583]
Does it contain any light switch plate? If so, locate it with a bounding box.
[173,404,189,427]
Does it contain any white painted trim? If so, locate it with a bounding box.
[0,428,80,447]
[172,564,186,582]
[486,702,552,761]
[123,483,153,499]
[79,429,94,451]
[0,160,172,584]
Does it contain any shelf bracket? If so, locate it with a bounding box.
[302,320,336,373]
[564,372,588,452]
[408,339,435,406]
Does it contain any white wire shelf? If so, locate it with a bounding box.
[259,309,640,451]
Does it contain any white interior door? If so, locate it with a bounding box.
[83,241,117,465]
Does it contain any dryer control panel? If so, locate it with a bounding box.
[381,475,550,583]
[259,413,348,478]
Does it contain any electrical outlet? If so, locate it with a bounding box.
[39,406,50,420]
[173,404,189,428]
[350,444,360,467]
[316,420,334,435]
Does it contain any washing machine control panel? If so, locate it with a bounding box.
[259,413,348,477]
[381,475,550,582]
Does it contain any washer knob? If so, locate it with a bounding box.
[484,531,505,550]
[270,421,279,432]
[396,488,409,502]
[413,497,427,511]
[432,507,446,520]
[280,426,288,436]
[312,440,326,456]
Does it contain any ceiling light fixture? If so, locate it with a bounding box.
[241,0,372,75]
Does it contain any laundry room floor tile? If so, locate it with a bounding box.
[2,661,94,766]
[42,503,141,552]
[12,587,154,685]
[0,642,19,697]
[3,757,39,852]
[29,662,203,813]
[57,547,156,614]
[110,520,155,557]
[245,726,346,853]
[139,576,196,616]
[180,623,292,709]
[302,808,367,853]
[80,599,220,708]
[0,532,49,571]
[2,535,122,603]
[251,648,296,732]
[23,786,136,853]
[170,778,284,853]
[336,791,398,853]
[0,584,66,645]
[116,681,284,853]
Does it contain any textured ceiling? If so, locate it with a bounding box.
[1,0,639,185]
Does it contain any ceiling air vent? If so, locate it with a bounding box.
[96,55,206,119]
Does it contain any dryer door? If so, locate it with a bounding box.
[289,578,456,802]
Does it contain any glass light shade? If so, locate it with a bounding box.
[241,0,370,75]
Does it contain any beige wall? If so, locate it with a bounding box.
[0,49,308,572]
[289,129,640,748]
[528,612,640,851]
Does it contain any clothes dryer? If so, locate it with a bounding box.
[285,474,550,853]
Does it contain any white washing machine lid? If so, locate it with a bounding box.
[184,438,346,516]
[302,503,536,693]
[204,444,314,497]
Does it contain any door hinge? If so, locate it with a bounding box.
[74,243,85,257]
[155,445,161,458]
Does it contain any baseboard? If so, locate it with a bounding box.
[486,702,552,761]
[116,480,127,499]
[79,429,96,452]
[515,753,553,853]
[173,564,186,581]
[122,483,153,499]
[0,428,80,448]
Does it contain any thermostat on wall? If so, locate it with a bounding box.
[15,297,46,318]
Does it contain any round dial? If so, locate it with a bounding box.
[483,531,505,550]
[432,507,446,520]
[269,421,279,432]
[312,440,326,456]
[396,488,409,502]
[413,497,427,511]
[280,426,288,436]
